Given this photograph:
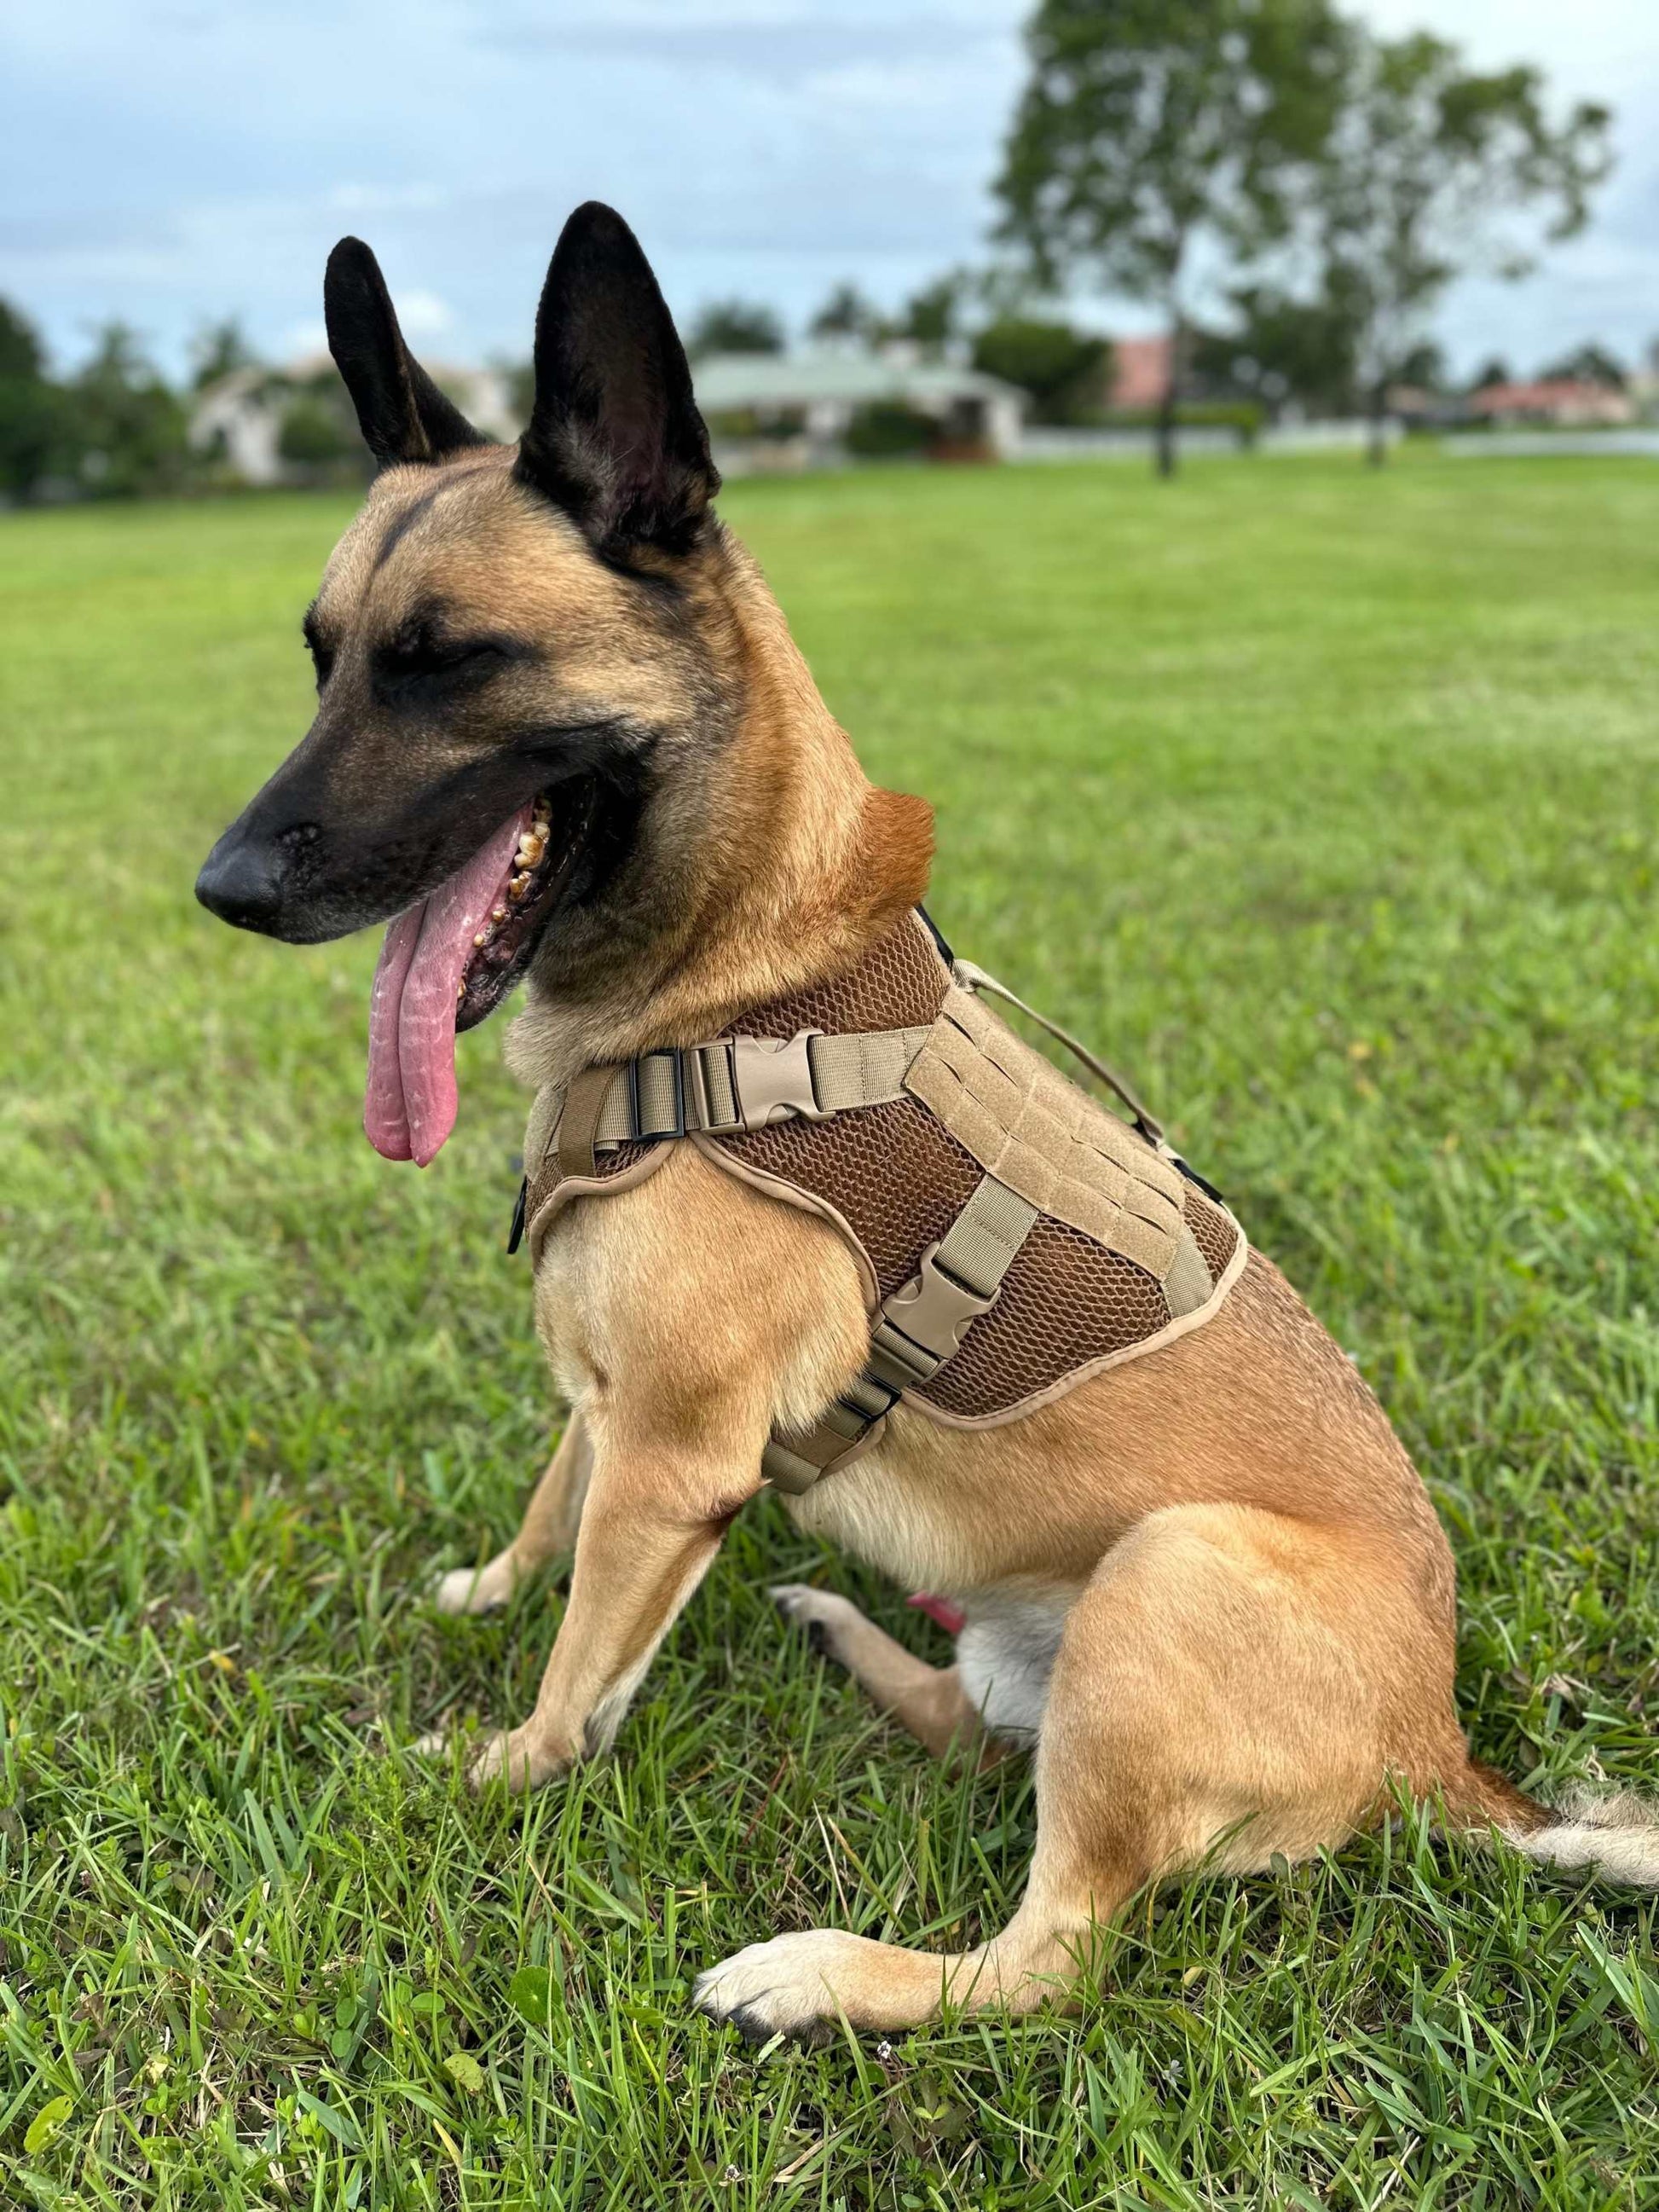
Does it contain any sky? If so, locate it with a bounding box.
[3,0,1656,384]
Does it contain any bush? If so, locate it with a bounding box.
[277,397,352,468]
[845,402,935,459]
[971,319,1110,424]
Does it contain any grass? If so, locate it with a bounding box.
[2,451,1658,2208]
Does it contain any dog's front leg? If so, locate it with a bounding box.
[470,1410,757,1792]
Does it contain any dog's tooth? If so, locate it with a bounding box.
[491,904,506,922]
[517,833,546,866]
[508,872,530,900]
[472,929,488,947]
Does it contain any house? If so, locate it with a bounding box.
[189,356,520,485]
[1467,379,1634,428]
[1107,334,1172,410]
[690,350,1025,470]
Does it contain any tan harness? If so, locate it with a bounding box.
[517,913,1246,1492]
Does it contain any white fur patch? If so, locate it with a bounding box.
[956,1589,1077,1746]
[1512,1785,1659,1887]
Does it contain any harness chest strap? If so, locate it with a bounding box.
[553,1022,934,1177]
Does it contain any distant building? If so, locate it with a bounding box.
[1467,379,1634,429]
[691,350,1025,471]
[189,356,519,485]
[1107,334,1172,410]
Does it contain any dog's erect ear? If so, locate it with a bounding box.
[517,202,719,558]
[324,236,487,468]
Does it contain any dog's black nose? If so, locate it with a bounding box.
[195,831,286,931]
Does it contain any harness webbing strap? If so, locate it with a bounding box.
[761,1172,1038,1495]
[572,1023,934,1148]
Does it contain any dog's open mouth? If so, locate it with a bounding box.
[364,785,589,1167]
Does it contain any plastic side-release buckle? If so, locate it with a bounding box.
[728,1031,827,1131]
[868,1242,996,1390]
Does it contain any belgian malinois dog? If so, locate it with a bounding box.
[197,202,1658,2042]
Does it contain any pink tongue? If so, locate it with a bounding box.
[363,807,531,1167]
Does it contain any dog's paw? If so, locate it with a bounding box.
[692,1931,863,2047]
[467,1724,565,1794]
[432,1558,517,1616]
[769,1584,862,1665]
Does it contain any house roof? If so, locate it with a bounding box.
[1469,379,1622,414]
[691,350,1020,411]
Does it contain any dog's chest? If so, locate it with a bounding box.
[519,913,1247,1478]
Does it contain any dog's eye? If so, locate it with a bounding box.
[302,611,336,690]
[375,634,499,689]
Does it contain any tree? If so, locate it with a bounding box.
[69,324,189,499]
[1471,356,1512,391]
[893,272,970,356]
[0,299,67,502]
[189,317,257,391]
[972,318,1111,422]
[1189,281,1361,417]
[1316,31,1612,464]
[1538,340,1626,389]
[685,299,784,360]
[994,0,1347,476]
[808,281,882,347]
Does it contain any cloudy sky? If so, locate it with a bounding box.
[3,0,1656,382]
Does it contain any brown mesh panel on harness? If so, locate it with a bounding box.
[519,912,1246,1490]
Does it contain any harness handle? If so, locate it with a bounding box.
[952,959,1164,1145]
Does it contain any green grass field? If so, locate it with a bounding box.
[3,454,1658,2209]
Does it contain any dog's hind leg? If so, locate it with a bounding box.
[434,1405,594,1614]
[697,1503,1463,2041]
[769,1585,1001,1764]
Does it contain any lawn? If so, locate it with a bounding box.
[3,452,1658,2209]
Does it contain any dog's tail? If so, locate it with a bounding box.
[1449,1757,1659,1886]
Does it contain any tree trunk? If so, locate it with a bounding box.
[1367,378,1389,468]
[1156,314,1183,479]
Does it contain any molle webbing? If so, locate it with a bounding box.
[521,912,1246,1488]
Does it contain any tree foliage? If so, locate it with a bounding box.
[69,324,190,499]
[1191,281,1361,416]
[994,0,1348,472]
[0,300,67,501]
[685,298,784,360]
[808,282,882,346]
[972,318,1111,422]
[1315,30,1613,458]
[189,317,258,392]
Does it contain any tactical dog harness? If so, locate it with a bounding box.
[517,912,1246,1493]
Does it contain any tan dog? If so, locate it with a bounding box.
[197,203,1659,2044]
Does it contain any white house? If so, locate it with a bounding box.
[189,356,520,485]
[691,350,1026,471]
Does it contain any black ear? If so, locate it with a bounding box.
[324,236,487,468]
[517,202,719,557]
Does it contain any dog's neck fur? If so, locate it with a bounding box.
[506,523,934,1095]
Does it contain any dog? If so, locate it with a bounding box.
[196,202,1659,2043]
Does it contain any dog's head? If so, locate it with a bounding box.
[196,203,739,1165]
